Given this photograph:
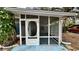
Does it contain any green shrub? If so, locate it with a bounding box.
[63,17,75,33]
[0,8,16,46]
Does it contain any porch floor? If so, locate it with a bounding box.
[11,44,67,51]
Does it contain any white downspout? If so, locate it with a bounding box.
[60,17,71,45]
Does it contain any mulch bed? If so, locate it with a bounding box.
[0,38,20,51]
[63,32,79,50]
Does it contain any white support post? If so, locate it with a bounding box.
[48,17,50,45]
[38,16,40,45]
[19,18,22,45]
[59,17,63,46]
[25,14,27,45]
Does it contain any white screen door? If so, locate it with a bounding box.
[26,19,39,45]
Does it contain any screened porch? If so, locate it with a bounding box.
[6,7,77,46]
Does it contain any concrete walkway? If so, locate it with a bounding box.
[11,45,67,51]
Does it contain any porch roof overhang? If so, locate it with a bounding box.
[5,8,78,17]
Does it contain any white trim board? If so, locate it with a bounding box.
[6,8,77,17]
